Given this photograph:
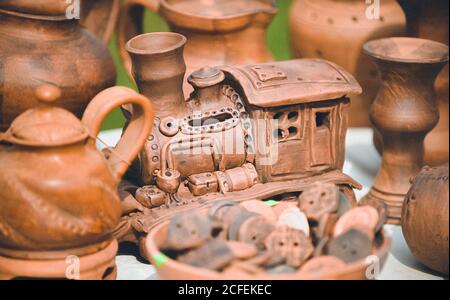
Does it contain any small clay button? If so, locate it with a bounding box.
[299,256,346,277]
[226,241,258,260]
[277,207,310,236]
[164,213,212,251]
[241,200,278,223]
[264,226,314,268]
[272,201,298,219]
[299,182,340,222]
[328,228,373,264]
[333,206,379,237]
[214,203,248,230]
[177,239,234,271]
[266,265,297,275]
[229,213,275,250]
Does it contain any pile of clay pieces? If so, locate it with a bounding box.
[159,182,386,277]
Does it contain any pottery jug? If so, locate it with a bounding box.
[289,0,405,127]
[0,0,117,131]
[0,84,154,256]
[402,164,449,275]
[117,0,276,92]
[81,0,120,43]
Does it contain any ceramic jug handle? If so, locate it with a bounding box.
[82,86,154,180]
[118,0,161,78]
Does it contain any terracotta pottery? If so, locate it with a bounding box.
[402,164,449,275]
[0,1,116,131]
[361,37,449,225]
[289,0,406,127]
[81,0,120,43]
[114,32,364,243]
[117,0,276,93]
[0,84,154,279]
[375,0,450,166]
[145,219,390,280]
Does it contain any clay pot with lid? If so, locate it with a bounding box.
[289,0,406,127]
[117,0,276,92]
[361,37,449,225]
[0,84,154,257]
[0,0,116,131]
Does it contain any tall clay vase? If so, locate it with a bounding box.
[376,0,449,166]
[362,37,449,225]
[0,2,116,131]
[289,0,406,127]
[402,164,449,275]
[117,0,276,93]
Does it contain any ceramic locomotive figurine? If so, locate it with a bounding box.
[114,32,363,244]
[117,0,276,93]
[0,85,154,280]
[0,0,116,131]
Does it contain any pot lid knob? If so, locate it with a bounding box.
[35,84,62,104]
[3,84,89,147]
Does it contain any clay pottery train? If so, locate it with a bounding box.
[0,0,116,131]
[402,164,449,275]
[289,0,406,127]
[117,0,276,93]
[361,37,449,225]
[114,32,363,245]
[374,0,450,166]
[0,84,154,279]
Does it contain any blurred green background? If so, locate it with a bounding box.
[103,0,294,130]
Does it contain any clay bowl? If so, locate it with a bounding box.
[145,220,391,280]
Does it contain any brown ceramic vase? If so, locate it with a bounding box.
[0,0,117,131]
[375,0,449,166]
[289,0,406,127]
[0,84,154,279]
[361,37,449,225]
[117,0,276,93]
[401,164,449,275]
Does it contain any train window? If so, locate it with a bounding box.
[316,111,331,128]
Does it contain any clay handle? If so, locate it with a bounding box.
[118,0,161,78]
[82,86,154,180]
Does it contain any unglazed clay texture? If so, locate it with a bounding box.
[114,32,364,248]
[117,0,276,93]
[0,2,116,131]
[361,37,449,225]
[143,185,390,280]
[402,164,449,275]
[289,0,406,127]
[0,84,154,279]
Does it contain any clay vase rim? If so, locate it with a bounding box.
[0,8,70,21]
[126,32,187,56]
[160,0,278,21]
[363,37,449,64]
